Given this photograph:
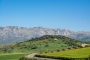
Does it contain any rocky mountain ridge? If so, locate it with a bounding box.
[0,26,90,44]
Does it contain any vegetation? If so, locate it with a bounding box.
[0,35,82,53]
[36,47,90,60]
[0,53,26,60]
[0,35,86,60]
[84,41,90,44]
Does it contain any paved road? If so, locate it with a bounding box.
[26,53,62,60]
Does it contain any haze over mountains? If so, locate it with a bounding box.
[0,26,90,44]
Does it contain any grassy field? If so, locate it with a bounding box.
[38,47,90,59]
[0,53,27,60]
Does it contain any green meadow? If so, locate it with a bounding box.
[0,53,26,60]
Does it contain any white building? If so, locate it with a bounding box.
[81,43,89,47]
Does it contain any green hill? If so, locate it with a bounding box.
[0,35,82,54]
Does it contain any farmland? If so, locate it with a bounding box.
[37,47,90,60]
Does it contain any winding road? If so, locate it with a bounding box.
[26,53,62,60]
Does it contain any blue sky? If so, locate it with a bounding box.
[0,0,90,31]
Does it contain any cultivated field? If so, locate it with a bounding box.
[37,47,90,59]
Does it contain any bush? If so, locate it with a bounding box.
[19,57,37,60]
[56,49,60,52]
[67,48,72,50]
[44,44,49,47]
[73,47,78,49]
[62,49,66,51]
[31,46,38,49]
[19,57,27,60]
[50,51,54,53]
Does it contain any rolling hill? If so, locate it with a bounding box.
[0,35,83,53]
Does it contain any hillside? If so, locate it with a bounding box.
[0,35,82,53]
[0,26,90,44]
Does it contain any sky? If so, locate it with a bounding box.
[0,0,90,31]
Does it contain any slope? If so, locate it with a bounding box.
[0,35,83,54]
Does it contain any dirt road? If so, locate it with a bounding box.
[26,53,62,60]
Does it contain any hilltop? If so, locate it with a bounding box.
[0,26,90,44]
[0,35,83,53]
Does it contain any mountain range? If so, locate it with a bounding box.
[0,26,90,44]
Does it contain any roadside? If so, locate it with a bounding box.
[26,53,62,60]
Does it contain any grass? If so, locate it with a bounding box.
[32,40,72,52]
[0,53,27,60]
[0,39,73,53]
[38,47,90,59]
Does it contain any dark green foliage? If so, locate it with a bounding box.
[31,46,38,49]
[62,49,66,51]
[56,49,60,52]
[44,44,49,47]
[67,48,72,50]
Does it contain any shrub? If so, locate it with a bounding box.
[45,51,48,53]
[73,46,78,49]
[19,57,37,60]
[44,44,49,47]
[85,45,89,47]
[62,49,66,51]
[56,49,60,52]
[31,46,38,49]
[19,57,27,60]
[50,51,54,53]
[67,48,72,50]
